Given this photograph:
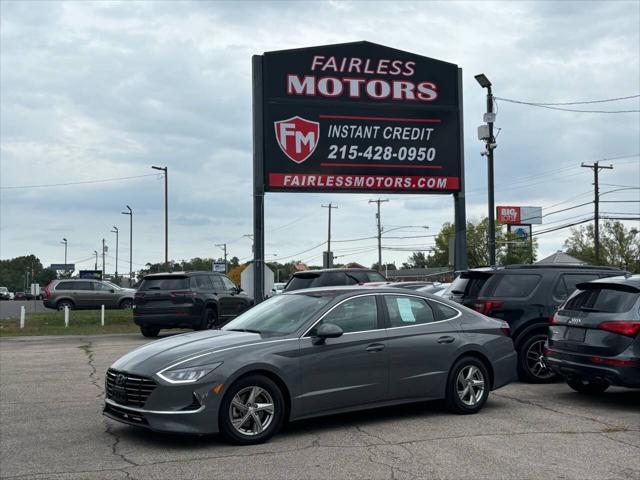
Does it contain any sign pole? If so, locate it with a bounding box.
[252,55,265,303]
[453,68,468,271]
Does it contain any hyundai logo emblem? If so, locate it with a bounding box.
[115,374,127,386]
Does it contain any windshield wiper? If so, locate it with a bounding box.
[227,328,262,334]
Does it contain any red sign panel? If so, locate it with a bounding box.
[497,206,521,224]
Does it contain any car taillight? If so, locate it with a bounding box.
[474,301,504,316]
[549,314,558,325]
[544,347,556,356]
[598,321,640,337]
[44,284,51,299]
[135,292,145,298]
[170,291,197,299]
[499,321,510,337]
[591,356,636,367]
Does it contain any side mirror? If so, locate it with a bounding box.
[312,323,343,345]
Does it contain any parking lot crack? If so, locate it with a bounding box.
[492,392,623,429]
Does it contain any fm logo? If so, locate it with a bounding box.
[274,116,319,164]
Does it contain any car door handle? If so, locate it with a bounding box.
[437,336,456,344]
[366,343,385,353]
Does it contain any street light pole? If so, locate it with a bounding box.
[475,73,497,266]
[102,238,106,278]
[111,226,119,281]
[151,166,168,269]
[321,203,338,268]
[369,199,389,271]
[122,205,133,283]
[94,251,98,270]
[61,238,68,265]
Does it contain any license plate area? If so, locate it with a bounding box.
[564,327,586,342]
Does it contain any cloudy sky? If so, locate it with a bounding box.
[1,0,639,274]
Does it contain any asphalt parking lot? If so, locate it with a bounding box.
[0,300,48,319]
[1,334,638,480]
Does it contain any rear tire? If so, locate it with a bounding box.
[445,356,490,414]
[56,300,74,311]
[219,375,284,445]
[566,376,609,394]
[195,307,218,331]
[140,326,160,338]
[119,298,133,309]
[518,333,558,383]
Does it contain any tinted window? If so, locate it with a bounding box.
[491,274,541,297]
[222,294,332,336]
[286,274,321,291]
[74,282,92,291]
[211,276,225,291]
[450,276,469,295]
[384,295,435,327]
[367,271,387,282]
[319,272,352,287]
[93,282,111,291]
[348,271,369,283]
[195,276,213,290]
[432,301,459,320]
[56,281,75,291]
[221,276,237,290]
[564,287,638,313]
[140,277,190,291]
[310,296,378,334]
[553,274,600,299]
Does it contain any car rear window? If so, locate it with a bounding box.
[286,274,321,291]
[488,274,541,298]
[55,281,75,290]
[449,276,469,294]
[564,287,638,313]
[139,277,190,291]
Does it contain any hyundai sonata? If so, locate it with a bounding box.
[104,287,517,444]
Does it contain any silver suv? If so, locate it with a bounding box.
[43,279,134,310]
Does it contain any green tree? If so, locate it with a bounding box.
[408,218,538,269]
[0,255,57,292]
[371,262,397,271]
[565,221,640,272]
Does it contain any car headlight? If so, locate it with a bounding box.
[157,362,223,384]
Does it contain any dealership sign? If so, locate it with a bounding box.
[257,41,462,194]
[497,206,542,225]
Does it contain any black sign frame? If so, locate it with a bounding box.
[252,42,468,301]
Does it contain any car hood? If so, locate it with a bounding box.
[110,330,265,377]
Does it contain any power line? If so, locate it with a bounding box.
[495,94,639,106]
[495,97,640,113]
[1,173,158,190]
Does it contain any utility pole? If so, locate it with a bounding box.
[122,205,133,283]
[102,238,106,277]
[215,243,228,272]
[475,73,497,266]
[369,199,389,271]
[111,226,119,281]
[151,166,169,269]
[581,161,613,263]
[321,203,338,268]
[94,251,98,270]
[61,238,68,265]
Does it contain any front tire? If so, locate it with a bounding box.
[566,376,609,394]
[518,333,558,383]
[445,357,490,414]
[219,375,284,445]
[140,326,160,338]
[119,298,133,309]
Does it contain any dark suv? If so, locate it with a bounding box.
[472,264,624,382]
[133,271,253,337]
[447,267,496,307]
[284,268,387,292]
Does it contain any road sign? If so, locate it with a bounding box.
[213,262,226,273]
[511,225,531,241]
[50,264,75,273]
[497,206,542,225]
[79,270,102,280]
[258,41,462,194]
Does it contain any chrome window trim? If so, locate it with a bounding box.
[381,292,462,330]
[105,398,205,415]
[300,293,382,338]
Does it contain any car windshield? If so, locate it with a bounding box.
[223,293,333,336]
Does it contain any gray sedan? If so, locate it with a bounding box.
[104,287,517,444]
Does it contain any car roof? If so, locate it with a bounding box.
[143,271,224,278]
[502,264,624,272]
[285,285,446,299]
[292,268,377,275]
[577,274,640,292]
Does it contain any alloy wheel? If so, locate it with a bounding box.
[525,339,555,380]
[456,365,485,406]
[229,386,275,436]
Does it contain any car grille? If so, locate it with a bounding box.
[105,369,157,408]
